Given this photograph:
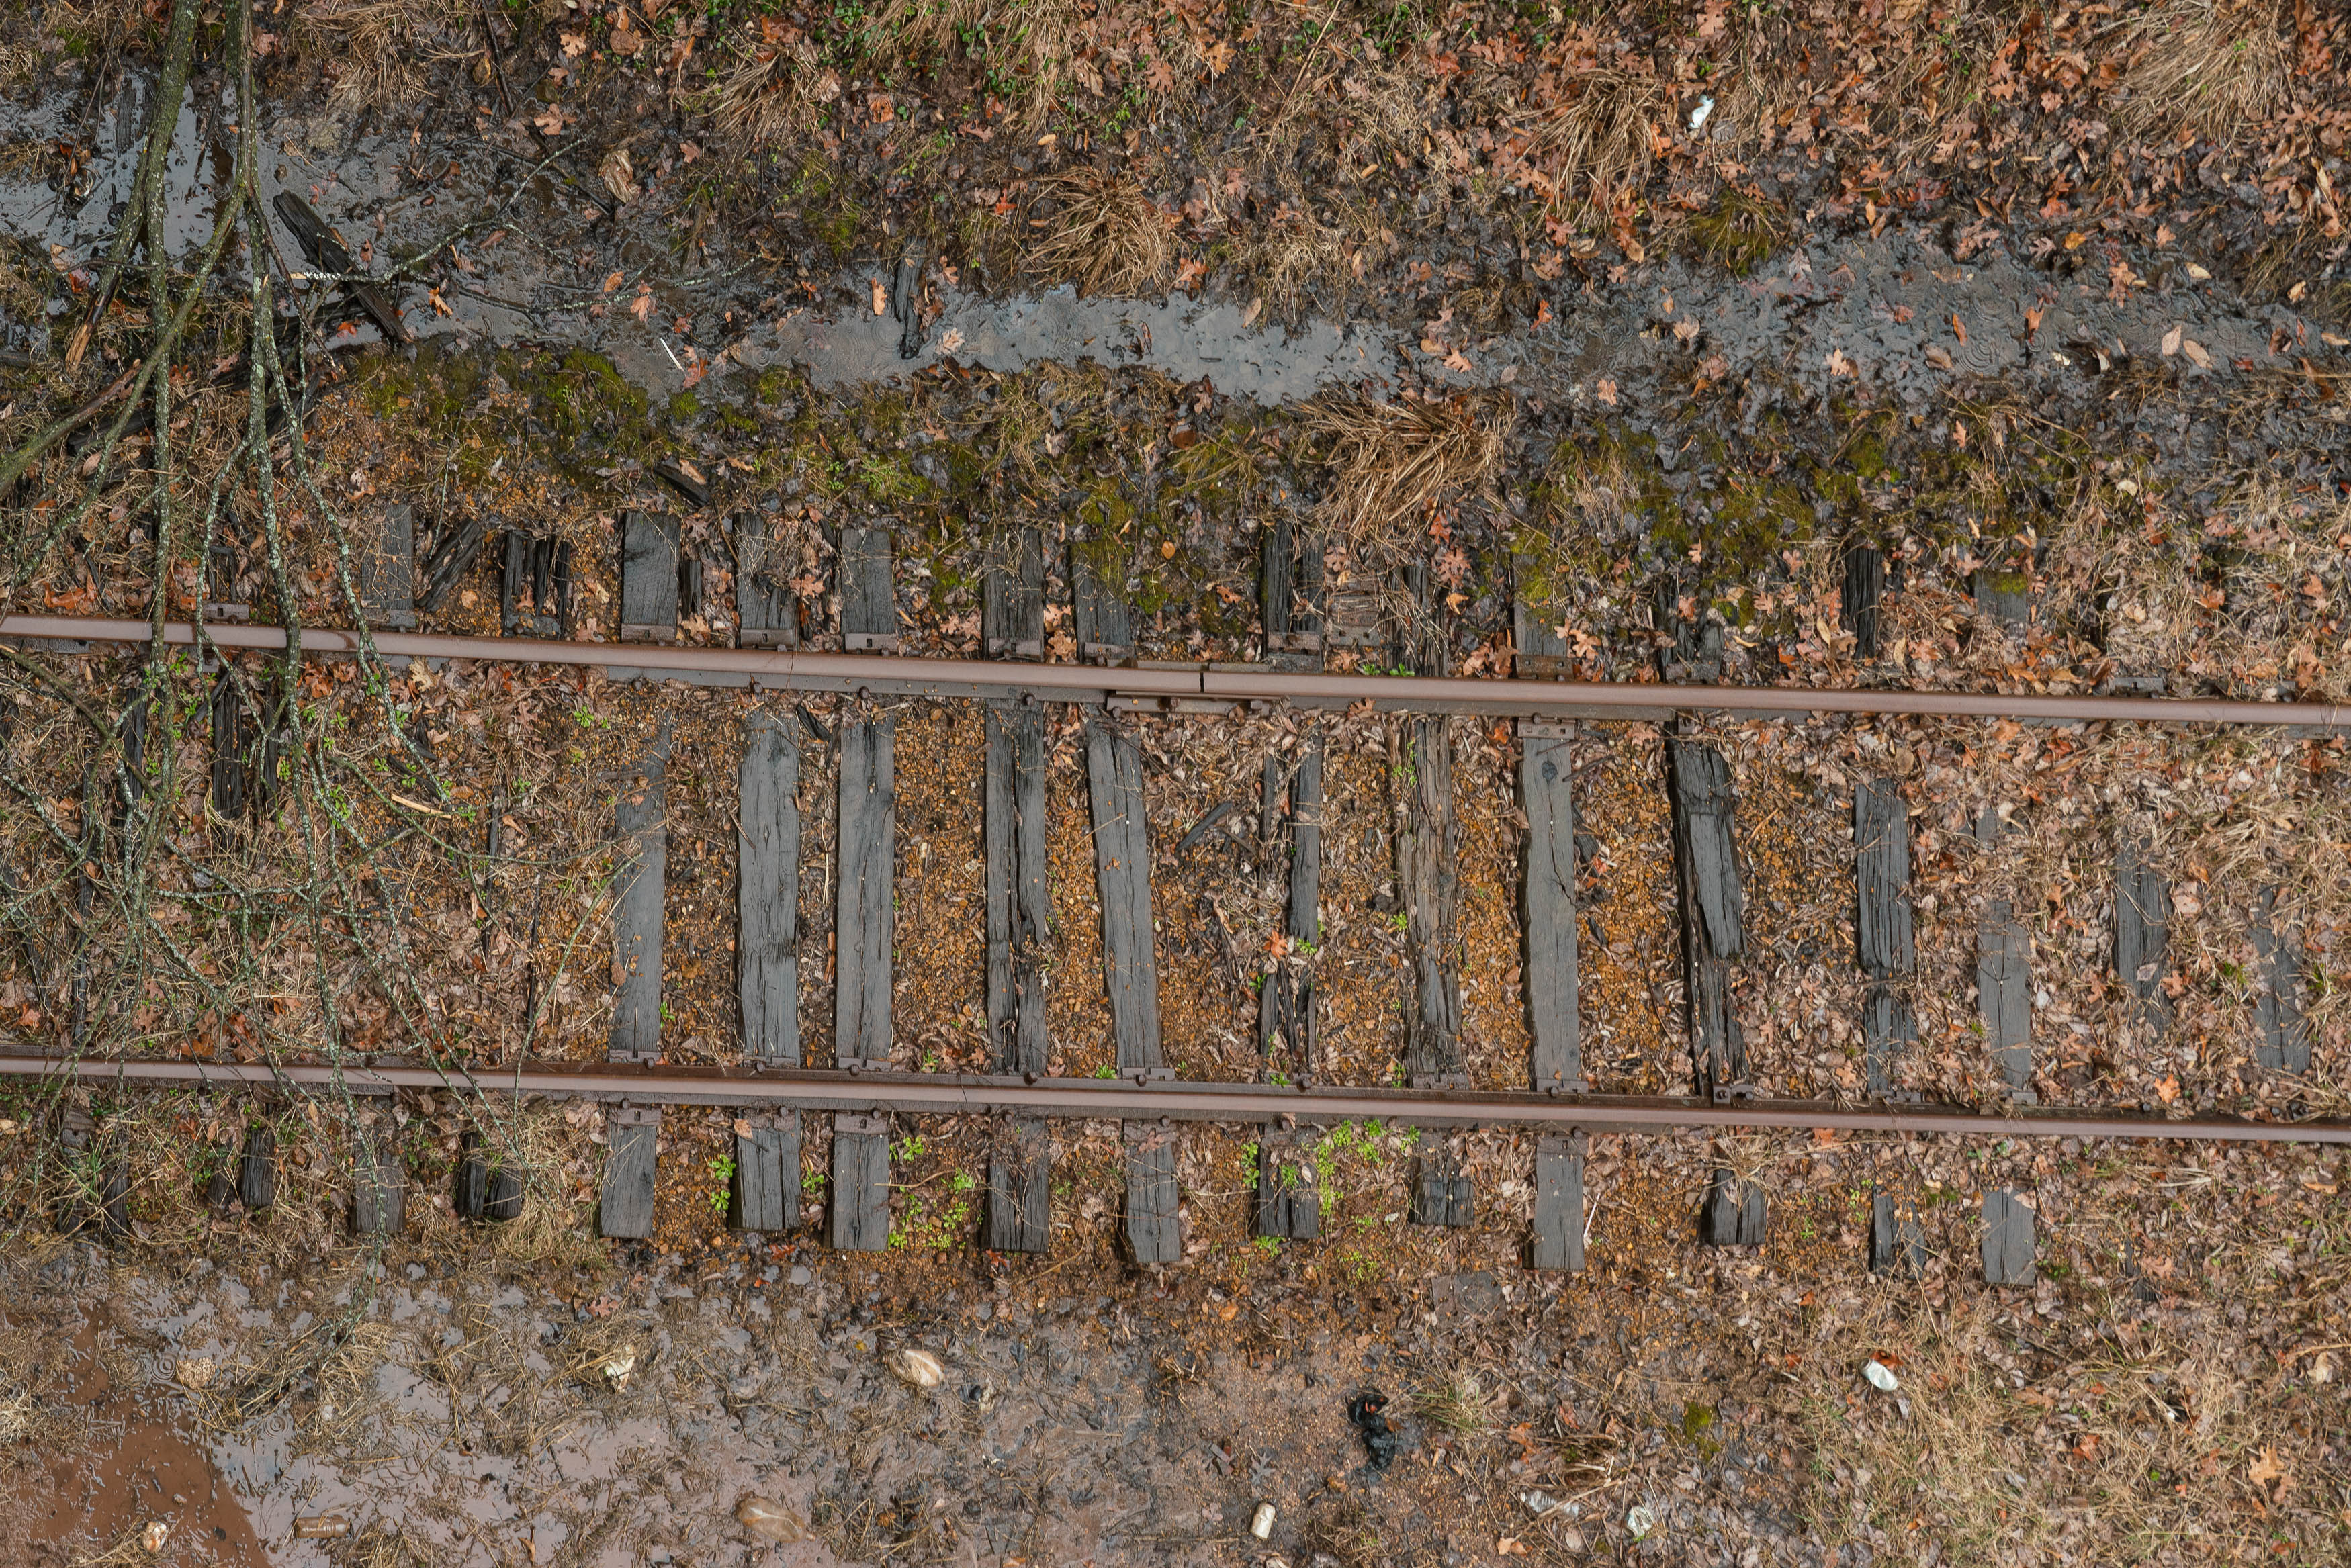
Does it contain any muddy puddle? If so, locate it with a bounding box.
[7,75,2330,418]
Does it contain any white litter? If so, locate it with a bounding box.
[1863,1360,1900,1393]
[1689,96,1715,133]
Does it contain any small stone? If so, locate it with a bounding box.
[887,1347,946,1389]
[173,1357,216,1392]
[140,1520,170,1554]
[789,1265,812,1287]
[734,1495,807,1542]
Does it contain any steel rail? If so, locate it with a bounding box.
[3,1054,2344,1145]
[5,615,2346,726]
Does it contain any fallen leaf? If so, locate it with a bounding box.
[1950,314,1967,344]
[2156,1074,2180,1104]
[601,271,623,293]
[629,285,654,324]
[1497,1539,1529,1557]
[2185,261,2211,281]
[560,30,586,56]
[870,278,887,316]
[2180,338,2211,369]
[2161,324,2182,357]
[599,148,638,204]
[2248,1446,2289,1497]
[1594,377,1617,406]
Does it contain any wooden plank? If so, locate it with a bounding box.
[1409,1148,1474,1228]
[1671,738,1747,1098]
[239,1123,277,1210]
[210,673,253,818]
[1254,1127,1320,1240]
[1981,1187,2036,1286]
[738,712,803,1064]
[838,527,899,650]
[609,741,667,1061]
[1512,553,1569,670]
[1529,1132,1585,1272]
[1073,545,1133,663]
[457,1130,523,1221]
[619,512,681,640]
[1869,1191,1924,1275]
[1853,778,1912,978]
[1123,1121,1181,1264]
[735,510,797,647]
[830,1113,891,1252]
[983,528,1046,659]
[1840,544,1883,658]
[2252,887,2311,1074]
[416,514,487,614]
[600,1108,660,1240]
[1863,985,1916,1099]
[2114,843,2172,1037]
[1697,1166,1765,1247]
[1399,715,1465,1087]
[1259,520,1324,665]
[1521,721,1581,1091]
[1086,717,1163,1074]
[985,702,1051,1075]
[360,503,417,630]
[731,1112,801,1232]
[987,1116,1052,1253]
[834,717,896,1070]
[500,533,567,637]
[1977,901,2034,1099]
[1257,747,1321,1069]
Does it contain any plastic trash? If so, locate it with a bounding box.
[1626,1504,1657,1540]
[1863,1360,1900,1393]
[735,1495,809,1542]
[1346,1389,1403,1470]
[1250,1502,1276,1539]
[888,1348,946,1389]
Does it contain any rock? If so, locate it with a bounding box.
[173,1356,215,1392]
[887,1347,946,1389]
[735,1495,808,1542]
[140,1520,169,1554]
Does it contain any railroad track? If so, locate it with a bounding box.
[3,520,2340,1282]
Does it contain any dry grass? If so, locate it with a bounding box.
[1305,391,1515,559]
[295,0,469,115]
[1511,66,1668,212]
[2108,0,2291,146]
[1022,168,1177,298]
[1229,189,1386,324]
[710,23,836,148]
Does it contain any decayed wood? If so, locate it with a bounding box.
[1869,1191,1924,1275]
[1254,1127,1320,1240]
[1073,545,1133,663]
[239,1123,277,1210]
[1981,1187,2036,1286]
[1698,1166,1765,1247]
[1671,739,1746,1097]
[985,702,1052,1076]
[835,717,897,1070]
[1511,554,1570,675]
[610,740,668,1061]
[2113,843,2172,1037]
[416,514,488,614]
[1399,716,1465,1087]
[619,512,681,640]
[272,190,412,343]
[56,1108,128,1238]
[1530,1132,1585,1272]
[839,527,899,650]
[987,1116,1052,1253]
[1087,717,1163,1074]
[1863,986,1917,1099]
[983,528,1046,659]
[1521,721,1581,1091]
[1977,901,2034,1099]
[731,1111,801,1232]
[1259,520,1325,665]
[360,503,417,630]
[2252,887,2311,1074]
[830,1113,892,1251]
[738,712,803,1064]
[1124,1121,1181,1264]
[1409,1148,1475,1228]
[599,1108,659,1238]
[457,1131,523,1221]
[500,532,568,637]
[1973,566,2029,627]
[1257,747,1322,1070]
[1853,778,1913,978]
[1841,544,1883,658]
[350,1113,405,1237]
[735,510,797,647]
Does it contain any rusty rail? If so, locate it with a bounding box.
[3,1053,2344,1145]
[4,615,2346,725]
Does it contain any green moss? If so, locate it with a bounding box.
[1681,187,1791,279]
[668,389,701,424]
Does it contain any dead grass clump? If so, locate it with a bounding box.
[710,21,837,148]
[1413,1365,1496,1435]
[2107,0,2291,147]
[295,0,468,115]
[1306,392,1515,559]
[1679,186,1791,279]
[1513,66,1667,212]
[1022,169,1177,299]
[1230,191,1387,324]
